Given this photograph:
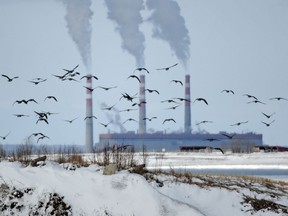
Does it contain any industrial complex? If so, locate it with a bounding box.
[94,74,263,153]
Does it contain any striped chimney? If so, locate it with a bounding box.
[184,74,192,133]
[85,75,94,153]
[138,74,146,134]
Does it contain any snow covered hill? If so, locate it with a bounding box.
[0,160,287,216]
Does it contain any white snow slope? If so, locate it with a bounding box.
[0,152,287,215]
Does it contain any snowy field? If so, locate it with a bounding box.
[0,152,288,215]
[145,152,288,181]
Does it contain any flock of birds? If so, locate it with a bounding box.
[1,62,287,144]
[0,63,183,143]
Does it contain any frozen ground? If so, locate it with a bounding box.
[145,152,288,169]
[0,152,288,215]
[145,152,288,180]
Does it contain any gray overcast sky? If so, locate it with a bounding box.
[0,0,288,147]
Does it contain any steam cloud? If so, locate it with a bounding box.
[146,0,190,67]
[105,0,145,67]
[101,103,126,133]
[61,0,93,71]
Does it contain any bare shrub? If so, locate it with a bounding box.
[13,141,34,165]
[36,144,50,157]
[111,145,136,169]
[141,145,148,165]
[93,144,138,170]
[0,144,6,161]
[52,145,88,167]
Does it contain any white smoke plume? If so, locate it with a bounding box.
[146,0,190,67]
[61,0,93,71]
[105,0,145,67]
[101,103,126,133]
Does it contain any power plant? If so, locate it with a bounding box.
[85,75,94,153]
[98,73,263,152]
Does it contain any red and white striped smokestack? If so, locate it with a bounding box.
[85,75,94,153]
[184,74,192,133]
[138,74,146,134]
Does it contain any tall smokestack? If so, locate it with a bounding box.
[184,74,191,133]
[85,75,94,153]
[138,74,146,134]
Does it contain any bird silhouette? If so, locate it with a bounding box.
[115,145,133,151]
[143,117,157,121]
[63,64,79,73]
[81,75,98,80]
[14,114,29,118]
[84,116,97,120]
[0,132,10,140]
[161,99,179,104]
[52,74,67,80]
[173,97,191,103]
[247,100,265,105]
[165,105,181,110]
[196,120,213,125]
[221,133,236,139]
[62,77,79,82]
[214,147,224,154]
[69,72,80,77]
[261,120,275,127]
[83,86,96,92]
[37,136,49,143]
[204,138,220,142]
[97,86,117,91]
[194,98,208,105]
[37,134,50,143]
[269,97,288,101]
[127,75,141,83]
[134,67,150,73]
[170,80,183,86]
[101,104,117,111]
[13,99,38,105]
[119,108,137,112]
[163,118,176,124]
[156,63,178,71]
[35,111,48,119]
[120,92,138,102]
[230,121,248,126]
[262,112,275,119]
[32,77,46,81]
[43,111,58,116]
[44,96,58,102]
[123,118,137,124]
[29,132,46,139]
[100,122,112,128]
[36,117,49,124]
[243,94,258,100]
[221,89,234,94]
[145,89,160,94]
[63,117,79,123]
[1,74,19,82]
[28,79,47,85]
[132,101,147,107]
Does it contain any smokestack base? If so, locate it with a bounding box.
[85,75,94,153]
[184,74,191,133]
[138,75,146,134]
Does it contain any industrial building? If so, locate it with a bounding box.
[98,132,263,152]
[97,74,263,152]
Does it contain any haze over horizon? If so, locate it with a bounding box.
[0,0,288,147]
